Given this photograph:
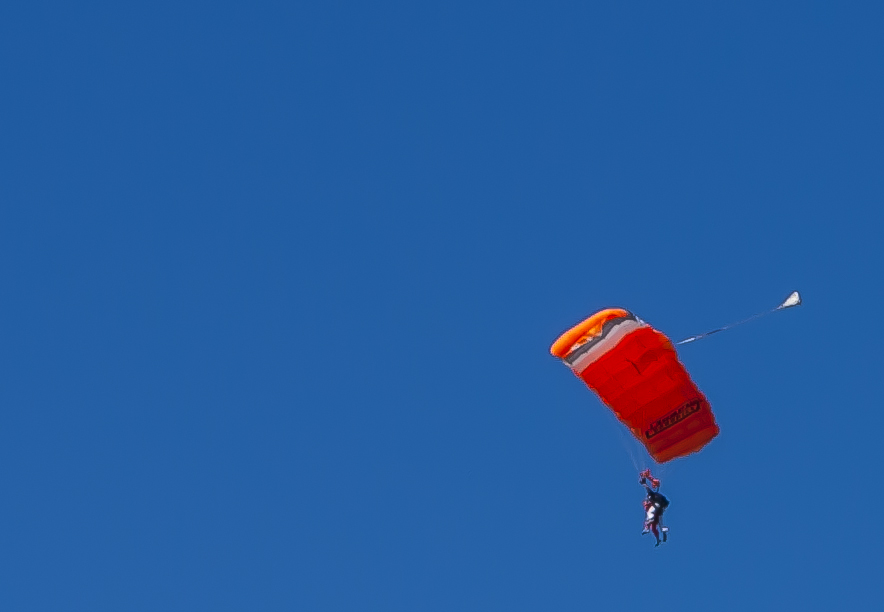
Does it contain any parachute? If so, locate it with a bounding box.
[676,291,802,345]
[550,309,719,463]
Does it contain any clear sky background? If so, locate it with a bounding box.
[2,2,883,610]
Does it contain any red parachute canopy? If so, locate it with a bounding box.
[551,309,719,463]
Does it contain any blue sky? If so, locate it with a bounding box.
[2,1,883,610]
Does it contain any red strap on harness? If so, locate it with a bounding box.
[640,469,661,489]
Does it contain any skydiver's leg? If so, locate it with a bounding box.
[650,523,660,546]
[658,511,668,542]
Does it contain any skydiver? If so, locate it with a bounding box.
[639,470,669,547]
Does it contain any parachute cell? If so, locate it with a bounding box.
[551,309,719,463]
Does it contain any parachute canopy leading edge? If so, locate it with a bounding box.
[551,309,719,463]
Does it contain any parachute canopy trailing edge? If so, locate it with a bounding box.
[551,309,719,463]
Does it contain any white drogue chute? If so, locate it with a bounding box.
[676,291,802,345]
[778,291,802,309]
